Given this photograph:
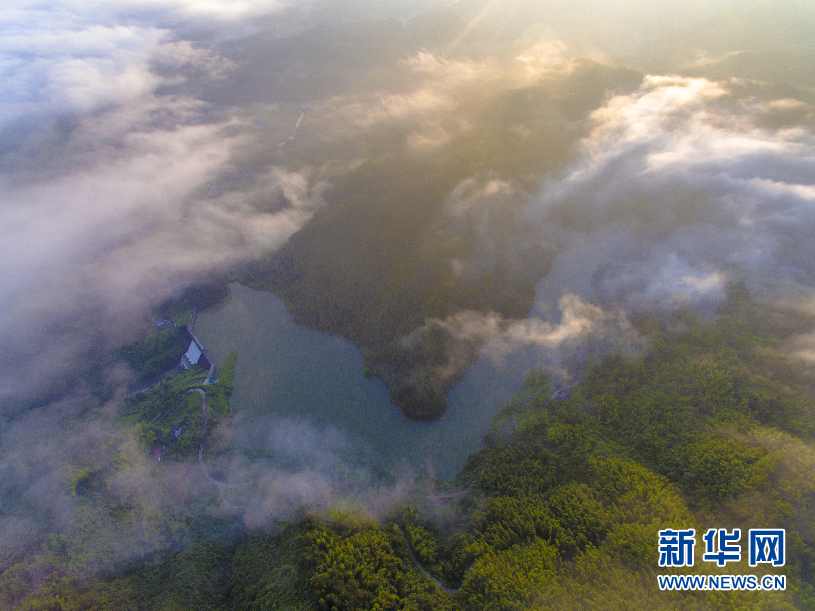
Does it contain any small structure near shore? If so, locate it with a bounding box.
[179,306,214,372]
[181,340,202,369]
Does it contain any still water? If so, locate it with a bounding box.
[195,283,538,480]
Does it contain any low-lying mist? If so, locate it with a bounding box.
[2,0,815,591]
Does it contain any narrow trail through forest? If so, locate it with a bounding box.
[187,388,243,508]
[415,358,589,593]
[395,525,462,595]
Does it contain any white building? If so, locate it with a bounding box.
[180,340,202,369]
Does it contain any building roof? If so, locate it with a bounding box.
[184,340,202,366]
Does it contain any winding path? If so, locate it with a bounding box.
[402,469,487,593]
[395,525,462,595]
[428,469,484,506]
[187,388,244,508]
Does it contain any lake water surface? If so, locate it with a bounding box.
[195,283,541,480]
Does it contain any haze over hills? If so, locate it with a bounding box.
[3,0,815,608]
[218,0,815,420]
[3,0,815,416]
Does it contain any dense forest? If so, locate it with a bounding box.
[3,285,815,610]
[5,0,815,609]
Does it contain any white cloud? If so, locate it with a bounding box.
[199,415,413,527]
[0,0,299,130]
[327,41,585,153]
[0,1,347,402]
[0,89,326,402]
[400,293,642,390]
[480,294,642,381]
[0,111,321,402]
[1,12,162,126]
[527,75,815,313]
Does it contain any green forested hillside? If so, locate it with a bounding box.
[238,58,643,422]
[5,290,815,610]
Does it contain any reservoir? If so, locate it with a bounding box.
[195,283,538,480]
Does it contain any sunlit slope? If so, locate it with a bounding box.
[216,13,642,421]
[199,0,813,425]
[240,58,641,420]
[623,0,815,91]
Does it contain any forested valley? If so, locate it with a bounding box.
[3,284,815,610]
